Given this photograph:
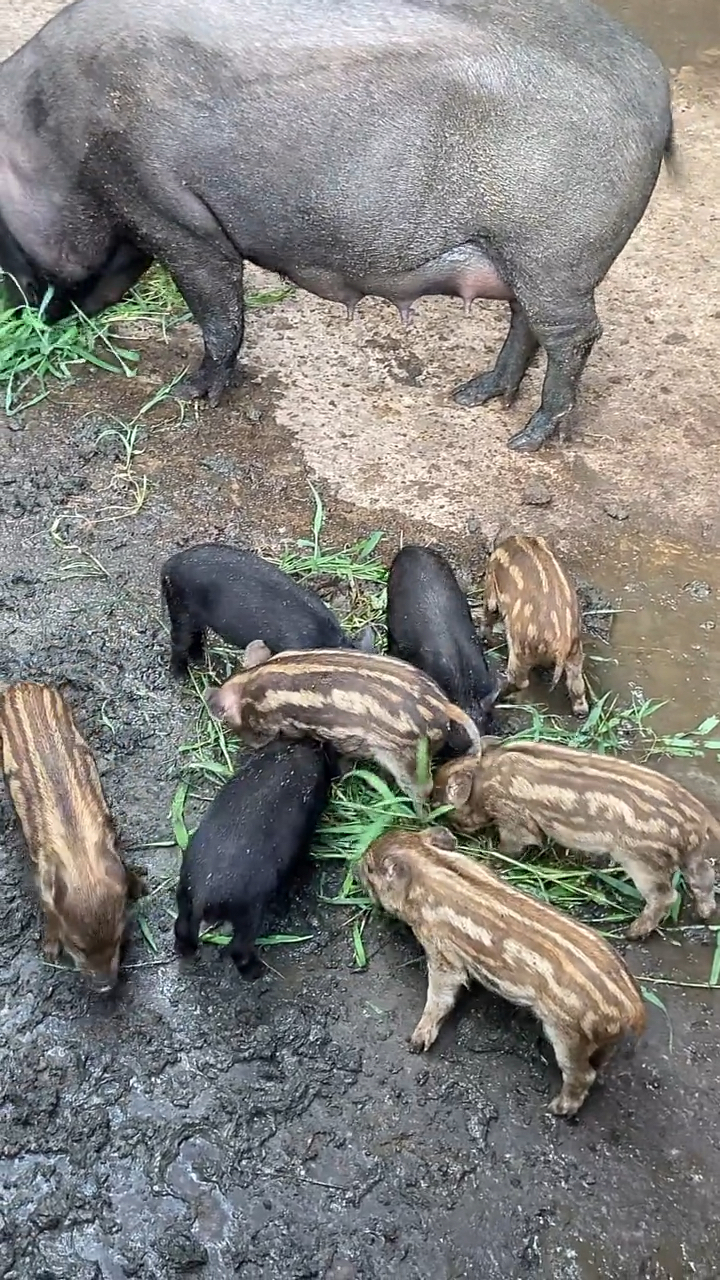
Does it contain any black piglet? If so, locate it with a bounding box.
[386,545,499,734]
[161,543,374,678]
[174,739,335,978]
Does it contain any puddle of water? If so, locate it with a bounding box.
[510,530,720,792]
[568,1233,706,1280]
[601,0,720,70]
[577,531,720,789]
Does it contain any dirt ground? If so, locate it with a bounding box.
[2,2,720,1278]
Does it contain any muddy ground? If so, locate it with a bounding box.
[2,1,720,1277]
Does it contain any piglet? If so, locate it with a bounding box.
[161,543,374,678]
[207,645,482,809]
[386,545,499,732]
[433,738,719,939]
[482,533,588,716]
[174,738,335,977]
[359,825,647,1117]
[0,681,145,991]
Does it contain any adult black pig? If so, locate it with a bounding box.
[0,0,675,451]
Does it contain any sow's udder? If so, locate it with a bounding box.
[288,244,513,320]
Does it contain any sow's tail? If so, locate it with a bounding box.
[662,112,682,183]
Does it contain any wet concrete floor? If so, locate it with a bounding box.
[1,0,720,1277]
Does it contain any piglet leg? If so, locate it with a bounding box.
[544,1024,598,1117]
[563,643,589,718]
[174,889,200,957]
[409,955,466,1052]
[42,911,61,963]
[683,847,717,924]
[624,864,678,940]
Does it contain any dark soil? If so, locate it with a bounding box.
[1,379,720,1280]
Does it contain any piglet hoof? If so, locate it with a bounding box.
[125,868,149,901]
[547,1090,582,1119]
[408,1024,435,1053]
[232,950,265,982]
[42,936,61,964]
[625,912,657,942]
[173,935,198,959]
[507,411,563,453]
[453,371,518,409]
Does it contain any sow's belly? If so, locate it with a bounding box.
[274,244,514,320]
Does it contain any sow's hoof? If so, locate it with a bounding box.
[507,410,564,453]
[453,371,519,409]
[172,362,241,408]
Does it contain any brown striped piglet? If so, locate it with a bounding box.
[433,738,719,940]
[206,645,481,808]
[174,739,335,978]
[0,682,146,991]
[482,534,588,716]
[358,825,646,1117]
[386,545,500,736]
[161,543,374,678]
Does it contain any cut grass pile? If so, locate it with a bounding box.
[0,265,293,415]
[164,488,720,984]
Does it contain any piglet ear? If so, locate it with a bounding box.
[425,825,457,852]
[444,766,474,808]
[379,850,413,893]
[206,682,238,722]
[243,639,272,669]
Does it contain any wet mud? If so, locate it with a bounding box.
[2,0,720,1276]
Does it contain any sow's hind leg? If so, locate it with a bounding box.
[506,280,603,453]
[455,300,540,410]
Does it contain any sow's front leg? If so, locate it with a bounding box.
[128,193,246,406]
[167,247,245,406]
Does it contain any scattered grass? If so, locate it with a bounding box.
[0,265,294,415]
[164,486,720,990]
